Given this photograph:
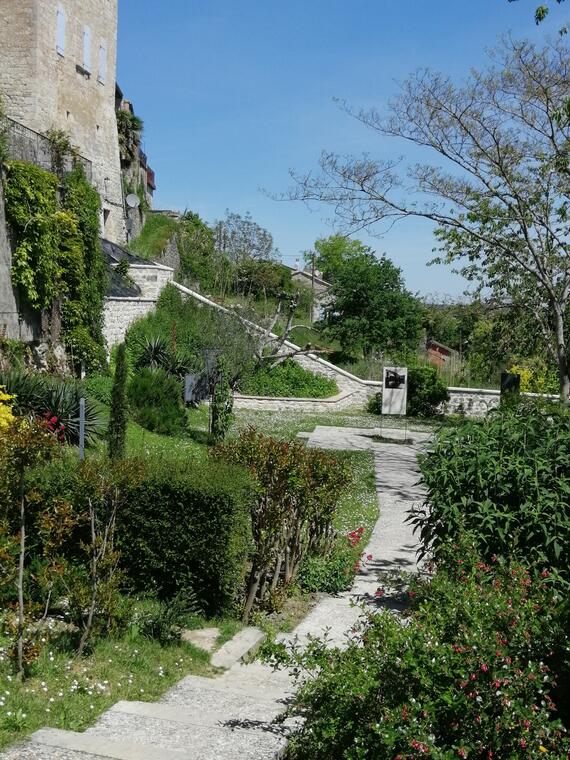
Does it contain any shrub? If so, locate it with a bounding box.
[127,367,185,436]
[239,359,338,398]
[367,365,448,418]
[128,592,202,645]
[0,368,103,444]
[108,343,127,459]
[298,542,355,594]
[115,458,254,615]
[26,455,254,618]
[407,364,449,417]
[216,430,350,620]
[265,549,570,758]
[410,402,570,583]
[210,356,233,444]
[83,374,113,405]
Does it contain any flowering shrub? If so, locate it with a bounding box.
[0,386,14,429]
[410,403,570,584]
[264,547,570,758]
[299,527,367,595]
[41,411,66,443]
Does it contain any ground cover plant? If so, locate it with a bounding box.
[238,359,338,398]
[0,623,211,750]
[265,545,570,759]
[410,401,570,584]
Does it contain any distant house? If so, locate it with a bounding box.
[288,267,332,322]
[426,339,457,369]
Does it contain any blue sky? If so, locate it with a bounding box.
[117,1,561,297]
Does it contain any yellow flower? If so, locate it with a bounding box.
[0,385,15,429]
[539,747,548,753]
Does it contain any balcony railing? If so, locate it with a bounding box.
[3,117,93,182]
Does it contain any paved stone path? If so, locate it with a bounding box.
[2,426,430,759]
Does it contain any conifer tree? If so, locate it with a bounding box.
[108,343,127,459]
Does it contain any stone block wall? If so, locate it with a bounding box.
[128,264,174,301]
[0,0,126,244]
[444,387,559,416]
[102,298,157,348]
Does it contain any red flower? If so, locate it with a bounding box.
[481,663,489,673]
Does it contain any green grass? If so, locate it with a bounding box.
[0,633,212,750]
[333,450,378,538]
[129,214,179,261]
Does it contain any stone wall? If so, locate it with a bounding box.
[128,264,174,300]
[233,389,368,412]
[102,298,157,348]
[444,387,559,416]
[154,233,181,272]
[0,0,126,244]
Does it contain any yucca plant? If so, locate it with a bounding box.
[0,369,103,445]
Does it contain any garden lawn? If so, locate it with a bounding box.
[230,407,435,439]
[0,634,211,750]
[333,451,377,539]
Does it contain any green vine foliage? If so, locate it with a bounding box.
[4,161,61,310]
[3,160,107,372]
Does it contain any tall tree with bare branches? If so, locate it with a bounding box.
[285,39,570,400]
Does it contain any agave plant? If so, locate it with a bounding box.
[0,368,103,445]
[134,335,170,371]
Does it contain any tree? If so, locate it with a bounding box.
[213,210,279,264]
[287,39,570,400]
[323,252,421,356]
[177,211,217,289]
[305,235,371,283]
[108,343,127,460]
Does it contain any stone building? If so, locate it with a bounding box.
[0,0,126,244]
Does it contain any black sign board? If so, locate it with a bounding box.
[500,372,521,396]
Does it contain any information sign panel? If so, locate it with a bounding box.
[381,366,408,416]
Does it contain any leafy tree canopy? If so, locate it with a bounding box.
[305,234,371,283]
[323,252,421,356]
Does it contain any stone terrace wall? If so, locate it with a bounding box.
[102,298,156,348]
[172,282,382,407]
[445,387,559,416]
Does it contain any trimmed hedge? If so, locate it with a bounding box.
[28,456,254,617]
[239,359,338,398]
[116,459,254,615]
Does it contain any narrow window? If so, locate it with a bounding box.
[56,7,66,56]
[98,41,107,84]
[83,25,91,72]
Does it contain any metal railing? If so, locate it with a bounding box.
[3,117,92,181]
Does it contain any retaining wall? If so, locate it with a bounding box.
[102,297,157,347]
[445,387,558,416]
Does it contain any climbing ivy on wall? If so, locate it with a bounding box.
[61,165,108,370]
[3,161,61,310]
[3,160,107,371]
